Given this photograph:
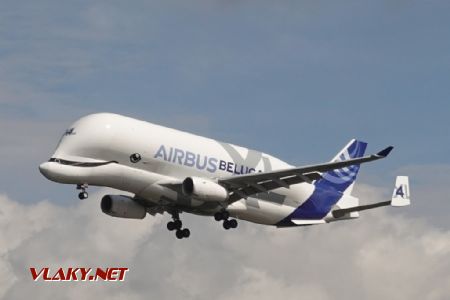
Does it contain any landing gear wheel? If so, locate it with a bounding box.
[176,230,184,239]
[214,211,230,221]
[174,219,182,230]
[214,212,223,221]
[76,184,88,200]
[167,221,176,231]
[229,219,238,229]
[223,220,231,230]
[78,192,88,200]
[182,228,190,238]
[169,210,189,239]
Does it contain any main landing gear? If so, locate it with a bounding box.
[167,211,190,239]
[77,184,89,200]
[214,211,238,230]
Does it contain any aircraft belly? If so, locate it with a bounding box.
[227,199,296,225]
[226,184,314,225]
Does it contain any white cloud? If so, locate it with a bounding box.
[222,268,331,300]
[1,185,449,299]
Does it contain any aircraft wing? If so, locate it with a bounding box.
[219,146,394,203]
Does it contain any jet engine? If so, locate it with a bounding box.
[101,195,146,219]
[182,177,229,202]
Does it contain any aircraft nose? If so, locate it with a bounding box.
[39,162,52,178]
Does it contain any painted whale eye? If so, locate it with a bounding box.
[130,153,142,163]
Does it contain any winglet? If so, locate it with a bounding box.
[377,146,394,157]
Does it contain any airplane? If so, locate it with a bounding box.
[39,113,410,239]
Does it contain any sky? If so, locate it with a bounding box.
[0,0,449,299]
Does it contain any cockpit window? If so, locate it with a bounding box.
[48,158,118,167]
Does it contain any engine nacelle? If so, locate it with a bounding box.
[182,177,229,202]
[101,195,146,219]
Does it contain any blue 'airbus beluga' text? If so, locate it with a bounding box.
[154,145,260,175]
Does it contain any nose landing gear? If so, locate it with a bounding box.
[77,184,89,200]
[214,211,238,230]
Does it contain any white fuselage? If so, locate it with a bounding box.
[40,113,350,225]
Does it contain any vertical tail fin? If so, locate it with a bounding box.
[315,139,367,194]
[280,139,367,222]
[391,176,411,206]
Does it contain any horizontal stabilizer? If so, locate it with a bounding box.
[332,175,411,218]
[332,201,391,218]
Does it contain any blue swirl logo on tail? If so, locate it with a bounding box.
[318,140,367,192]
[276,139,368,224]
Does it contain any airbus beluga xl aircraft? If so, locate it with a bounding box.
[39,113,410,239]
